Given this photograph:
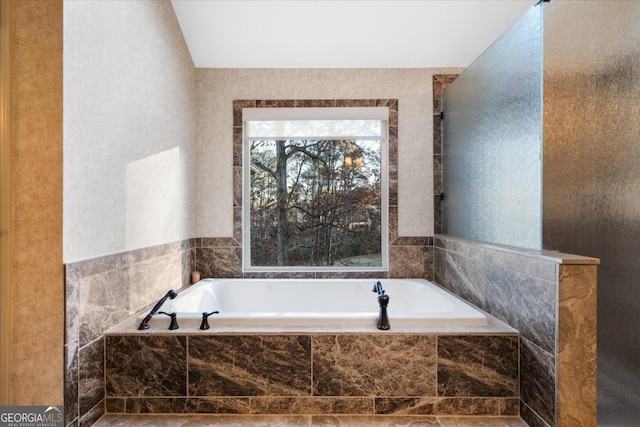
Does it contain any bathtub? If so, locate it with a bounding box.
[143,278,488,329]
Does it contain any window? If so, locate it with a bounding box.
[243,107,389,271]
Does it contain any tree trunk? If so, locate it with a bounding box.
[275,140,288,266]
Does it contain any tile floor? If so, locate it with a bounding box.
[94,414,528,426]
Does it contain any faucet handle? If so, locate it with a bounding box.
[200,311,220,330]
[158,311,179,330]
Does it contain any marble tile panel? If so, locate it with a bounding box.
[520,338,555,426]
[114,241,186,268]
[437,336,518,398]
[188,335,312,396]
[433,155,442,195]
[113,245,157,269]
[437,416,527,427]
[389,206,398,243]
[65,341,79,426]
[126,397,182,414]
[124,397,250,414]
[389,245,433,280]
[433,115,442,155]
[249,397,372,415]
[78,268,131,347]
[432,74,459,114]
[433,195,442,235]
[182,248,195,286]
[196,247,242,279]
[295,99,336,108]
[93,414,529,426]
[443,238,484,260]
[335,99,377,108]
[435,397,500,416]
[519,401,550,427]
[234,206,243,243]
[181,239,194,251]
[432,81,444,114]
[374,397,436,415]
[376,99,398,127]
[105,335,187,397]
[65,255,116,281]
[499,398,520,416]
[392,237,432,246]
[94,414,174,427]
[187,398,251,414]
[256,99,296,108]
[96,414,314,427]
[233,166,242,206]
[78,400,103,427]
[484,248,557,282]
[312,335,436,397]
[65,272,80,345]
[433,237,447,249]
[312,415,439,426]
[79,338,105,416]
[126,252,185,313]
[433,247,448,290]
[557,264,597,427]
[388,125,398,171]
[446,250,485,309]
[199,237,241,248]
[389,163,398,207]
[485,264,556,353]
[233,100,256,127]
[233,128,243,167]
[105,398,125,413]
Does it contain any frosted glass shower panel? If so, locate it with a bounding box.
[441,4,543,250]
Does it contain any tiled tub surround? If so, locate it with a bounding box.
[192,237,434,281]
[64,240,195,427]
[433,236,597,427]
[65,236,596,427]
[190,99,432,281]
[103,329,520,417]
[194,98,433,281]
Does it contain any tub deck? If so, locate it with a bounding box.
[108,306,515,335]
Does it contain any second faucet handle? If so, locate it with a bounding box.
[200,311,220,330]
[158,311,179,330]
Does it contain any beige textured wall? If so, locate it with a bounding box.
[63,0,196,262]
[10,0,64,405]
[195,68,463,238]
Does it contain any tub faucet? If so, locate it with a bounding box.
[199,311,220,330]
[372,281,390,330]
[158,311,179,330]
[138,289,178,330]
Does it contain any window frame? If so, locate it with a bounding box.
[242,107,390,273]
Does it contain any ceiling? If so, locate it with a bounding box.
[170,0,536,69]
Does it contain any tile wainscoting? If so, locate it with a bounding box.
[433,235,597,427]
[103,332,520,417]
[64,234,435,427]
[64,236,596,427]
[64,240,194,426]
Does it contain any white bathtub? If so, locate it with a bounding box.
[144,278,488,329]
